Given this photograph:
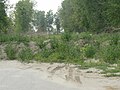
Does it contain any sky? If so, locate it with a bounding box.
[8,0,63,13]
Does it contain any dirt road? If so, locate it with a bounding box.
[0,61,119,90]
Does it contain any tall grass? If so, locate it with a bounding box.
[1,32,120,65]
[5,44,16,60]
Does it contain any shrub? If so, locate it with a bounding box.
[110,34,120,45]
[18,48,33,62]
[5,44,16,60]
[61,32,72,42]
[0,34,29,44]
[99,45,120,64]
[34,52,44,62]
[50,37,59,49]
[83,45,96,58]
[36,39,46,49]
[40,49,53,58]
[79,32,92,40]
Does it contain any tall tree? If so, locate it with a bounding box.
[15,0,33,33]
[54,13,61,34]
[46,10,54,33]
[0,0,8,33]
[60,0,120,33]
[59,0,74,32]
[83,0,106,33]
[105,0,120,30]
[33,10,46,32]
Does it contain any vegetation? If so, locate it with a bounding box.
[0,0,8,33]
[5,44,16,60]
[0,0,120,77]
[15,0,34,33]
[18,48,33,62]
[59,0,120,33]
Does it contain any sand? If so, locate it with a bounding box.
[0,60,120,90]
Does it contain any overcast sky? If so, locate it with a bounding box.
[8,0,63,13]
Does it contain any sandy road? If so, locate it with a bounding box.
[0,60,119,90]
[0,68,82,90]
[0,61,81,90]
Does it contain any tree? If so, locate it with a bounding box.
[59,0,110,33]
[0,0,8,33]
[54,13,61,34]
[15,0,34,33]
[105,0,120,29]
[59,0,74,32]
[33,10,46,32]
[83,0,106,33]
[46,10,54,33]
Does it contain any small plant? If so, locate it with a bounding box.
[110,34,120,45]
[37,39,46,49]
[50,37,59,49]
[99,45,120,64]
[0,34,29,43]
[5,44,16,60]
[80,32,92,40]
[61,32,72,42]
[18,48,33,62]
[83,45,96,58]
[41,49,53,58]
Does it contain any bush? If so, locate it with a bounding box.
[110,34,120,45]
[50,37,59,49]
[99,45,120,64]
[40,49,53,58]
[18,48,33,62]
[79,32,92,40]
[0,34,29,44]
[5,44,16,60]
[36,39,46,49]
[48,53,65,63]
[61,32,72,42]
[83,45,96,58]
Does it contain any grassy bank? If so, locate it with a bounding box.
[0,32,120,76]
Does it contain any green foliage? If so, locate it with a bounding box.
[40,49,53,58]
[80,62,109,70]
[50,37,59,49]
[99,44,120,64]
[83,45,96,58]
[105,0,120,27]
[110,34,120,45]
[15,0,33,33]
[0,0,8,33]
[18,48,33,62]
[0,34,29,44]
[5,44,16,60]
[79,32,92,40]
[33,10,46,32]
[61,32,72,42]
[46,10,54,33]
[97,33,120,64]
[59,0,120,33]
[36,38,46,49]
[54,13,61,34]
[1,32,120,66]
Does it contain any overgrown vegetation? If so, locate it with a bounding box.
[5,44,16,60]
[1,32,120,77]
[0,0,120,77]
[18,48,33,62]
[2,32,120,64]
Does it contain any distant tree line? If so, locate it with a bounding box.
[0,0,61,34]
[0,0,120,34]
[0,0,8,33]
[59,0,120,33]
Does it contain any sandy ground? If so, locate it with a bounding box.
[0,60,120,90]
